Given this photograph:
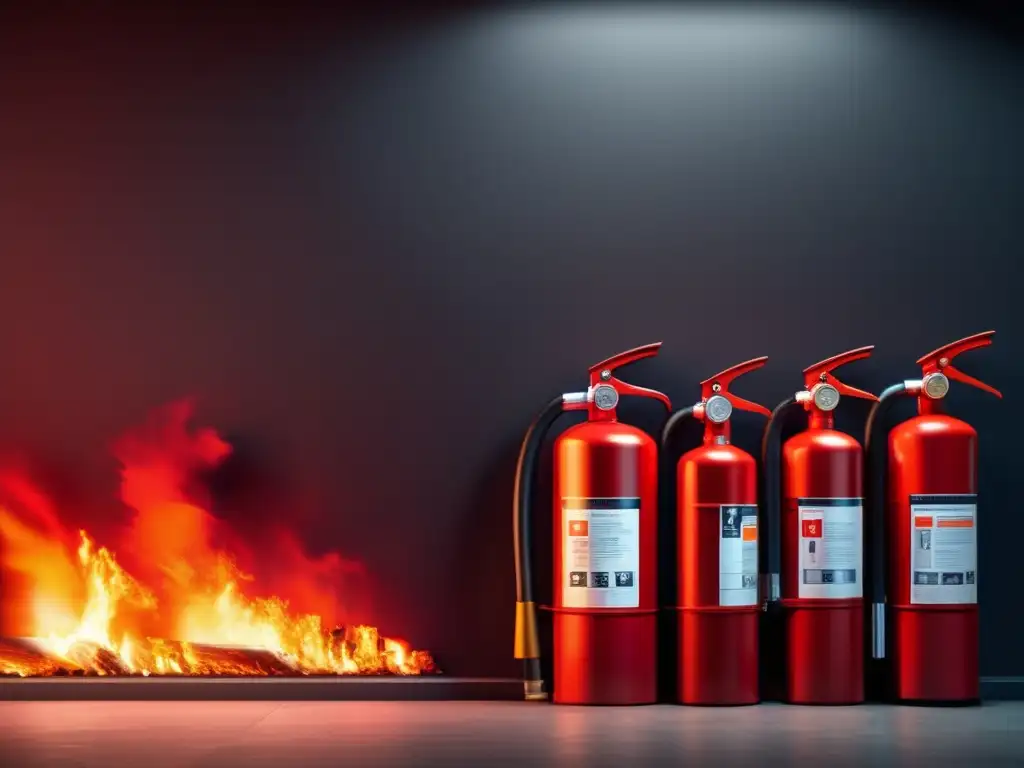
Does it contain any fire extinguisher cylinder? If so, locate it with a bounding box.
[864,331,1000,704]
[513,342,671,705]
[762,346,878,705]
[662,356,771,705]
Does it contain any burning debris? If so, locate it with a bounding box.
[0,632,439,678]
[0,401,438,678]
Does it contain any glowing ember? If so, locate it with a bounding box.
[0,401,437,677]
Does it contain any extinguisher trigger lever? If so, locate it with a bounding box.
[725,392,772,418]
[831,377,879,403]
[588,341,663,382]
[943,365,1003,399]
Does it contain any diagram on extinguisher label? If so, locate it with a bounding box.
[909,494,977,605]
[797,498,862,599]
[719,505,758,606]
[561,497,640,609]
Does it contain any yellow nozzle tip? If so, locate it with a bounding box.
[514,601,541,660]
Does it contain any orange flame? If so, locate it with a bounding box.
[0,401,436,677]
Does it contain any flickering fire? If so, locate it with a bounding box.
[0,401,437,677]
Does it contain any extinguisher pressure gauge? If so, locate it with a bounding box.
[923,372,950,400]
[812,383,841,412]
[704,394,733,424]
[593,384,619,411]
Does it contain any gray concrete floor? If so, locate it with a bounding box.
[2,701,1022,767]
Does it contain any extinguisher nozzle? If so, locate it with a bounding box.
[523,659,547,701]
[759,573,780,606]
[515,604,547,700]
[872,602,886,660]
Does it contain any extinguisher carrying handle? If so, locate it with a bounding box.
[699,356,773,418]
[916,330,1002,399]
[759,396,800,606]
[588,341,664,382]
[586,342,672,411]
[863,383,916,661]
[801,345,878,404]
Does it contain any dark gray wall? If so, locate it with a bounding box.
[0,3,1020,677]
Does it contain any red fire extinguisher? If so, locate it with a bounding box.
[761,346,877,704]
[864,331,1000,704]
[661,356,771,705]
[513,342,670,704]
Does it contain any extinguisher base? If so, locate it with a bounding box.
[784,600,865,705]
[677,608,759,706]
[891,605,979,704]
[551,611,658,706]
[897,698,982,708]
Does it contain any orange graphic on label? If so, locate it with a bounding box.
[937,519,974,528]
[914,516,934,528]
[802,519,822,538]
[568,520,589,537]
[742,525,758,542]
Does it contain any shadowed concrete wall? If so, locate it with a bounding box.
[0,2,1020,678]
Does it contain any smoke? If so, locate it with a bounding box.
[0,398,366,640]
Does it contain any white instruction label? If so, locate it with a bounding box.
[797,498,863,600]
[909,494,977,605]
[561,497,640,609]
[720,505,759,606]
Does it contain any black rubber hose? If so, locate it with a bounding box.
[660,406,696,453]
[513,395,566,698]
[514,395,565,604]
[864,383,908,661]
[760,397,798,603]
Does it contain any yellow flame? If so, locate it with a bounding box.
[7,528,433,677]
